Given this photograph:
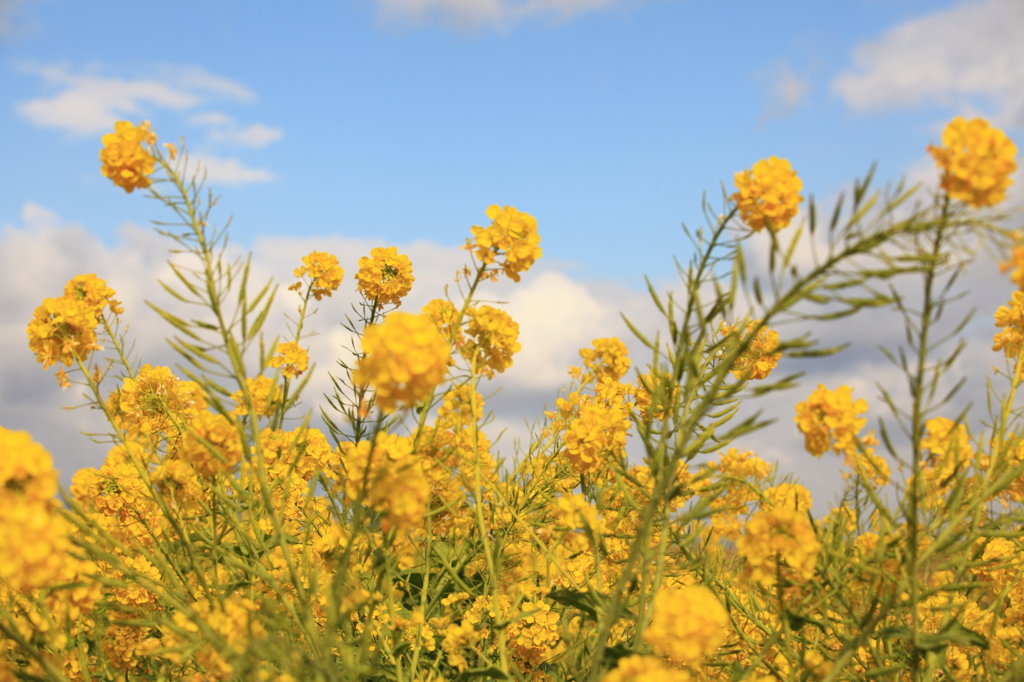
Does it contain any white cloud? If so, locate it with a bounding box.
[832,0,1024,126]
[376,0,620,31]
[757,60,809,123]
[189,154,277,185]
[15,63,257,136]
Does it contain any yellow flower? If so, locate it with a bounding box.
[353,312,450,413]
[356,246,414,307]
[26,295,102,370]
[230,375,282,417]
[562,400,630,475]
[1000,244,1024,290]
[642,585,728,666]
[0,426,59,504]
[64,273,123,315]
[731,156,803,232]
[268,341,309,379]
[601,655,693,682]
[112,365,205,437]
[294,251,344,300]
[720,319,781,380]
[338,432,429,532]
[100,120,157,193]
[460,305,521,378]
[174,411,244,477]
[794,384,869,457]
[762,482,812,514]
[927,116,1017,207]
[465,205,542,282]
[993,291,1024,366]
[736,505,821,588]
[578,337,631,382]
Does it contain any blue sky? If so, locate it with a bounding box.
[2,0,1023,510]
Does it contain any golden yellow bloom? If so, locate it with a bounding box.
[736,505,821,588]
[794,384,869,457]
[294,251,344,300]
[460,305,521,378]
[1000,245,1024,290]
[338,432,429,532]
[562,400,630,475]
[927,116,1017,207]
[602,655,693,682]
[506,600,561,667]
[465,205,542,282]
[762,482,812,514]
[578,337,631,382]
[26,295,101,370]
[112,364,205,436]
[720,320,781,380]
[356,246,414,307]
[353,312,450,413]
[993,291,1024,368]
[642,585,728,665]
[731,156,803,232]
[100,120,156,193]
[422,297,462,342]
[268,341,309,379]
[230,375,282,417]
[0,426,59,503]
[64,273,123,315]
[174,411,244,477]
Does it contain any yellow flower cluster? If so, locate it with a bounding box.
[642,585,728,665]
[602,655,693,682]
[735,505,821,588]
[268,341,309,379]
[338,432,429,532]
[354,312,451,413]
[355,246,414,307]
[26,274,121,386]
[465,205,542,282]
[993,290,1024,366]
[293,251,345,300]
[1001,244,1024,290]
[100,120,157,193]
[577,337,631,383]
[927,116,1017,208]
[794,384,868,457]
[110,364,206,437]
[460,305,521,378]
[562,400,631,475]
[719,320,781,380]
[730,156,803,232]
[173,412,244,477]
[230,375,282,417]
[0,427,69,593]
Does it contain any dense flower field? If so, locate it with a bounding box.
[2,116,1023,681]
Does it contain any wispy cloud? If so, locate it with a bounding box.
[757,60,809,124]
[832,0,1024,126]
[190,111,283,148]
[375,0,621,31]
[188,154,277,185]
[15,63,257,136]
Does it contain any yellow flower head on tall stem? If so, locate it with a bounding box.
[460,305,521,378]
[268,341,309,379]
[100,120,157,193]
[293,251,344,301]
[928,116,1017,208]
[356,246,414,307]
[642,586,728,666]
[26,295,102,370]
[720,319,781,380]
[730,156,803,232]
[64,273,123,316]
[794,384,869,458]
[353,312,451,413]
[465,205,542,282]
[993,291,1024,368]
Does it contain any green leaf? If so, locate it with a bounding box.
[546,588,600,621]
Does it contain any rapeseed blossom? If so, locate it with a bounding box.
[794,384,868,458]
[736,505,821,588]
[642,585,728,665]
[100,120,156,193]
[465,205,542,281]
[353,312,450,413]
[601,655,693,682]
[460,305,521,377]
[26,295,102,371]
[577,337,631,383]
[731,156,803,232]
[719,319,781,380]
[993,291,1024,367]
[356,246,414,307]
[928,116,1017,207]
[293,251,344,300]
[111,364,205,436]
[269,341,310,379]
